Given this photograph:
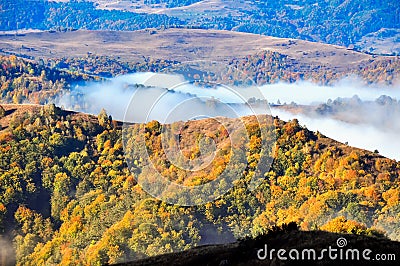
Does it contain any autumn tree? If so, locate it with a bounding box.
[0,105,5,118]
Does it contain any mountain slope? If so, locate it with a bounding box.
[2,0,399,47]
[0,104,399,265]
[1,30,399,86]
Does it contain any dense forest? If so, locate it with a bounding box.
[1,0,399,48]
[0,101,399,265]
[0,55,93,105]
[1,0,400,265]
[0,0,183,32]
[44,55,178,78]
[15,51,398,88]
[219,51,400,85]
[0,41,399,265]
[232,0,400,47]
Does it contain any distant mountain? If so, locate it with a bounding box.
[1,0,399,48]
[0,0,183,32]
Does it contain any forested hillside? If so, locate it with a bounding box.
[1,0,399,265]
[0,55,93,105]
[220,51,400,85]
[2,51,397,100]
[0,0,183,31]
[232,0,400,47]
[49,51,400,85]
[0,102,399,265]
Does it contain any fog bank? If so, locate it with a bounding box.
[57,72,400,160]
[272,108,400,160]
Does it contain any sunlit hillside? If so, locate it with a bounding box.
[0,102,399,264]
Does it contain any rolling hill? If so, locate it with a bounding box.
[0,1,399,265]
[1,0,399,48]
[1,29,399,86]
[0,103,399,265]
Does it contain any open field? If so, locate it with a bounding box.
[0,28,385,70]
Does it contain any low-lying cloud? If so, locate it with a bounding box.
[57,73,400,160]
[58,73,268,123]
[272,108,400,160]
[259,77,400,105]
